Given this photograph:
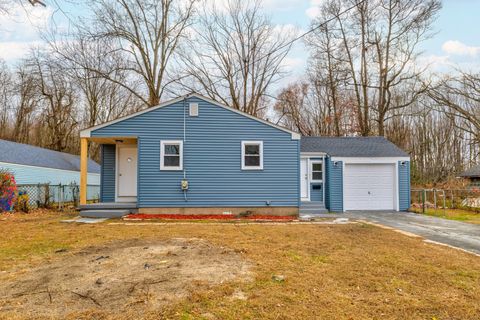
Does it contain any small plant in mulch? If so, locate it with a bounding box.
[0,170,17,212]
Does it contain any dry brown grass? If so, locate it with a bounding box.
[410,207,480,225]
[0,212,479,319]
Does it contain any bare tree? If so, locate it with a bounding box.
[274,81,312,135]
[273,79,357,137]
[55,34,140,116]
[65,35,144,158]
[179,0,294,116]
[429,72,480,146]
[306,14,352,136]
[384,98,474,183]
[0,0,44,14]
[74,0,196,107]
[307,0,441,136]
[11,64,39,143]
[369,0,440,135]
[0,61,12,139]
[26,50,78,152]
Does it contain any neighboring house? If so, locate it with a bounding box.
[459,164,480,187]
[78,93,411,216]
[0,139,101,186]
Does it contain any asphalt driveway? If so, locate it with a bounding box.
[345,211,480,255]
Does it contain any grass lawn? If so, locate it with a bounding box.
[410,207,480,225]
[1,211,480,319]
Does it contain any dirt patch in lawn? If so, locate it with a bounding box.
[0,238,251,318]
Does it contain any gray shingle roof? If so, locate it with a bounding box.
[301,136,409,157]
[0,139,100,173]
[460,164,480,178]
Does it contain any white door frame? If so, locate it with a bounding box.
[333,157,407,211]
[300,157,310,201]
[309,159,324,203]
[300,156,325,202]
[115,144,138,202]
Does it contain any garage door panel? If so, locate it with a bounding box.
[344,164,395,211]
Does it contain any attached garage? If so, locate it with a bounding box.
[301,136,411,213]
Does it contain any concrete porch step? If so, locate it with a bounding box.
[78,202,137,210]
[300,202,326,208]
[80,209,131,219]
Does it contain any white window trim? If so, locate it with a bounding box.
[160,140,183,171]
[241,141,263,170]
[310,160,323,183]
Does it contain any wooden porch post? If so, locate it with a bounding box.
[80,138,88,205]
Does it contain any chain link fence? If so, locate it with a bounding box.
[411,188,480,213]
[16,184,100,210]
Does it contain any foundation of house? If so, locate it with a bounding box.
[137,207,299,217]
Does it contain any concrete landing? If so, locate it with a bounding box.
[80,209,131,218]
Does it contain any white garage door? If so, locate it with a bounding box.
[344,164,395,211]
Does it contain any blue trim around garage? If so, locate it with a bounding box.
[398,160,411,211]
[325,157,343,212]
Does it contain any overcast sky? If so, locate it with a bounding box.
[1,0,479,84]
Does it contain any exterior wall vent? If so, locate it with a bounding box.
[189,103,199,117]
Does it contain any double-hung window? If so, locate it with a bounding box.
[160,140,183,170]
[241,141,263,170]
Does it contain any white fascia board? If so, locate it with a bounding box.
[330,156,411,164]
[188,94,301,140]
[80,93,301,140]
[301,152,327,157]
[79,96,187,138]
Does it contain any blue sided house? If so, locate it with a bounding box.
[78,93,410,217]
[0,139,100,186]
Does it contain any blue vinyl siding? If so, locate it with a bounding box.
[100,144,116,202]
[0,161,100,185]
[398,161,411,211]
[325,158,343,212]
[310,183,323,202]
[92,96,299,208]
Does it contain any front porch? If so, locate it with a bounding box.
[79,136,138,206]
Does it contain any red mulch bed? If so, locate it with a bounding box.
[124,214,296,221]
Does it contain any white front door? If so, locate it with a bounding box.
[117,146,138,200]
[300,158,309,200]
[344,163,395,210]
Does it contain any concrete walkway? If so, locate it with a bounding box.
[305,211,480,255]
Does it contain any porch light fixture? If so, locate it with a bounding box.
[115,139,124,143]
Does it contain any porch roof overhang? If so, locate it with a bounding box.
[84,136,138,144]
[79,136,137,205]
[301,152,327,157]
